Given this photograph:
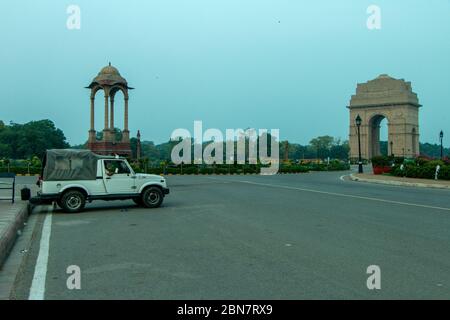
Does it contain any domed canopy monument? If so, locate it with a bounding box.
[86,64,133,157]
[348,74,421,160]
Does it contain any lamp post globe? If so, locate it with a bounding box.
[355,115,362,127]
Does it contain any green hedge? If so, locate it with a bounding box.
[134,162,352,175]
[309,161,350,172]
[391,161,450,180]
[371,156,405,167]
[279,165,310,173]
[371,156,391,167]
[0,167,42,175]
[0,162,350,176]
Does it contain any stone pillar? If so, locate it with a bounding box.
[90,97,95,130]
[124,97,129,131]
[103,93,110,141]
[89,97,96,142]
[123,96,130,142]
[110,97,115,130]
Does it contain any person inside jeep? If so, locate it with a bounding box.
[105,161,116,176]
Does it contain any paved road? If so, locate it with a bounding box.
[8,171,450,299]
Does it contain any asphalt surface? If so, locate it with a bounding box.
[8,170,450,299]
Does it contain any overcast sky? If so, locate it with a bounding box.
[1,0,449,146]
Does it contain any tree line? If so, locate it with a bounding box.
[0,119,448,162]
[0,120,69,159]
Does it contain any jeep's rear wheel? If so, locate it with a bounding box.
[60,190,86,213]
[141,187,163,208]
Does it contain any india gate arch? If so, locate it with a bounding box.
[86,63,133,157]
[368,113,389,157]
[348,74,421,160]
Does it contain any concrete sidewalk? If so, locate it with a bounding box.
[0,183,37,269]
[0,202,30,269]
[350,173,450,189]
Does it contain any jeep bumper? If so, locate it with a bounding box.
[29,192,59,205]
[163,188,170,195]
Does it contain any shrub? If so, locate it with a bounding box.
[166,167,180,175]
[183,167,196,175]
[439,166,450,180]
[148,167,163,175]
[243,165,259,174]
[199,167,213,175]
[415,156,433,166]
[327,160,350,171]
[426,160,445,167]
[279,165,309,173]
[391,162,450,180]
[391,165,404,176]
[371,156,391,167]
[308,161,349,172]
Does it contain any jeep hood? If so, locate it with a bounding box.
[135,173,164,180]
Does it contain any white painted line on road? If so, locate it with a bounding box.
[239,180,450,212]
[28,206,53,300]
[339,175,348,182]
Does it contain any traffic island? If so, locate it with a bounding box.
[350,173,450,189]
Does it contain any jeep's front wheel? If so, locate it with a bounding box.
[60,190,86,213]
[141,187,163,208]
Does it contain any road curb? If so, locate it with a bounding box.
[349,173,450,190]
[160,172,309,176]
[0,203,31,269]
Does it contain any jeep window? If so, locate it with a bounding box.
[55,157,70,170]
[54,157,84,170]
[104,160,131,175]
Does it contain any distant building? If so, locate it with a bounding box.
[136,130,142,160]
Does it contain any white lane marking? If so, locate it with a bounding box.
[238,180,450,212]
[339,175,348,182]
[28,206,53,300]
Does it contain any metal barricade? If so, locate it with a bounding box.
[0,173,16,204]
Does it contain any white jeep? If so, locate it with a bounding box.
[31,149,169,213]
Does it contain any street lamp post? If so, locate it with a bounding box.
[355,115,363,174]
[440,130,444,160]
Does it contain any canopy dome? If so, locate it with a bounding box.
[99,64,121,76]
[86,63,133,89]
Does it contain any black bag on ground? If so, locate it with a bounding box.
[21,187,31,201]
